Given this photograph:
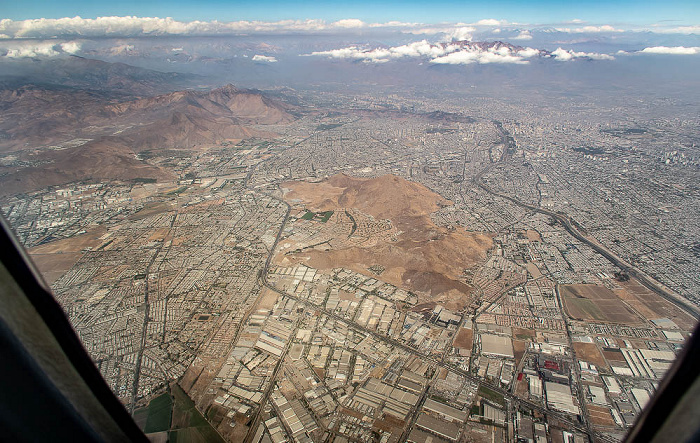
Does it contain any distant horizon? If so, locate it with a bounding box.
[3,0,700,27]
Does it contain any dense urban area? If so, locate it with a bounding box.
[2,87,699,443]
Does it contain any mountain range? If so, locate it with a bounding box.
[0,58,296,195]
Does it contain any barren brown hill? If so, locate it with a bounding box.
[0,85,116,149]
[0,82,295,195]
[0,137,174,196]
[100,84,293,127]
[124,111,263,151]
[283,174,493,310]
[0,83,294,153]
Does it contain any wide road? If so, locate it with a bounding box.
[471,129,698,320]
[475,172,699,319]
[260,275,594,438]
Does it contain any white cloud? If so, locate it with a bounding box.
[475,19,503,26]
[309,40,455,63]
[512,30,533,40]
[368,21,418,28]
[311,40,540,65]
[60,41,81,54]
[1,40,81,58]
[517,47,541,58]
[551,47,614,61]
[0,16,428,38]
[640,46,700,54]
[444,27,475,41]
[430,50,527,65]
[252,54,278,62]
[555,25,622,33]
[332,19,366,28]
[650,25,700,34]
[404,27,445,35]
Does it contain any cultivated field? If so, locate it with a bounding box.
[619,279,697,331]
[560,284,645,325]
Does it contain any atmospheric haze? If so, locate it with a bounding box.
[1,5,699,443]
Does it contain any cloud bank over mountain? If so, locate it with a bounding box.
[309,40,614,65]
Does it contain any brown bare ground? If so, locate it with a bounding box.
[526,263,542,279]
[513,339,529,367]
[129,202,175,220]
[453,328,473,350]
[602,349,626,363]
[30,252,84,284]
[573,342,608,369]
[587,404,616,427]
[148,228,171,242]
[525,230,541,241]
[513,328,536,341]
[282,174,493,309]
[560,284,645,325]
[373,414,404,433]
[614,288,658,319]
[514,377,529,399]
[256,287,280,310]
[618,279,697,331]
[28,225,108,284]
[29,225,107,253]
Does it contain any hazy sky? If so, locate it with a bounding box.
[4,0,700,25]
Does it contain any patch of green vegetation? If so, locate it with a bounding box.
[315,123,343,131]
[478,384,505,406]
[133,408,149,430]
[143,393,173,433]
[301,210,334,222]
[166,186,187,196]
[132,177,157,183]
[171,385,225,443]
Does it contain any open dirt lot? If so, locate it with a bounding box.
[452,328,473,349]
[560,284,645,325]
[573,342,607,368]
[618,279,697,331]
[29,225,107,284]
[587,404,616,427]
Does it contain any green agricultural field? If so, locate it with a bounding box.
[318,210,334,222]
[300,210,334,222]
[143,393,173,433]
[170,384,225,443]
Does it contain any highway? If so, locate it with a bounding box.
[474,159,699,320]
[241,141,625,441]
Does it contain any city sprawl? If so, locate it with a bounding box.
[2,90,699,443]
